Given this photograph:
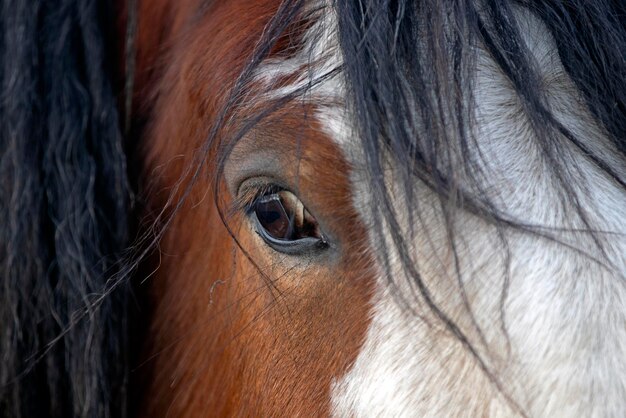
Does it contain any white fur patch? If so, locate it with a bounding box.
[259,3,626,417]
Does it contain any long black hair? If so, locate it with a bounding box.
[0,0,131,417]
[327,0,625,410]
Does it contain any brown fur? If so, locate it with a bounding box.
[132,0,376,415]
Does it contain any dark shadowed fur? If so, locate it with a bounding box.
[0,0,131,417]
[2,0,625,416]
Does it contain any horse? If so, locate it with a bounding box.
[2,0,626,416]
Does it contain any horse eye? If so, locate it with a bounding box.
[252,190,327,254]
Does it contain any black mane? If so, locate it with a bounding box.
[0,1,131,416]
[328,0,625,411]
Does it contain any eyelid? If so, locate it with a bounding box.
[251,211,329,255]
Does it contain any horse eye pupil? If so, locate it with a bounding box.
[253,191,321,242]
[255,196,290,239]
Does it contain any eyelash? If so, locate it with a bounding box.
[235,183,283,214]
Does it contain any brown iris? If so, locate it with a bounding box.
[253,190,322,242]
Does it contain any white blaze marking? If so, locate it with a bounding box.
[258,3,626,416]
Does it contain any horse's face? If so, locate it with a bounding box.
[136,0,626,416]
